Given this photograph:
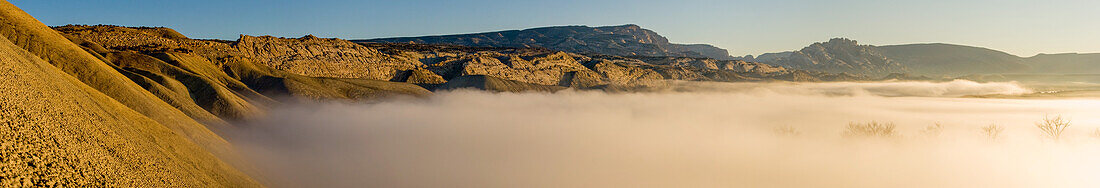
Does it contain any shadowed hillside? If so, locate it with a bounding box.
[878,43,1029,76]
[0,1,260,186]
[55,25,433,118]
[1026,53,1100,74]
[753,38,1100,77]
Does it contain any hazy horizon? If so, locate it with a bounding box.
[11,0,1099,57]
[228,81,1100,187]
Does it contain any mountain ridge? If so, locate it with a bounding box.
[360,24,736,60]
[749,38,1100,77]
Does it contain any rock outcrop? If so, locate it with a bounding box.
[633,56,787,74]
[437,75,566,92]
[236,35,419,80]
[677,44,735,60]
[754,38,906,76]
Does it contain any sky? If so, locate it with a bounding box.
[10,0,1099,57]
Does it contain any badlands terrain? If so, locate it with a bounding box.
[2,0,1100,187]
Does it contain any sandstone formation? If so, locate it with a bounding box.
[56,25,432,116]
[236,35,418,80]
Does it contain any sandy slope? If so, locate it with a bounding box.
[0,0,260,186]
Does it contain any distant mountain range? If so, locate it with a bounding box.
[365,25,1098,77]
[746,38,1100,77]
[360,24,737,60]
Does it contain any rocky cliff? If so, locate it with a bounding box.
[753,38,906,77]
[236,35,419,80]
[361,24,736,60]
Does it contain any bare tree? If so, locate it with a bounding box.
[844,121,896,138]
[981,124,1004,140]
[1036,115,1071,140]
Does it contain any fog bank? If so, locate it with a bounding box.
[229,80,1100,188]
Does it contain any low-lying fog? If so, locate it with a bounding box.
[228,80,1100,188]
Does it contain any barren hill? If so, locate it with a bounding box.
[752,38,1100,77]
[878,43,1029,76]
[0,0,259,186]
[1026,53,1100,74]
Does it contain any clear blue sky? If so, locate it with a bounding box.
[10,0,1099,57]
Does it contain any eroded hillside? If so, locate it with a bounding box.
[0,0,259,186]
[59,25,844,94]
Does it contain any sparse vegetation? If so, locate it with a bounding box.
[1036,115,1071,140]
[773,125,801,136]
[844,121,897,138]
[921,123,944,137]
[981,124,1004,140]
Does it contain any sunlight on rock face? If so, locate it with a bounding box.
[229,81,1100,188]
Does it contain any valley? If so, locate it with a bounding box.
[1,0,1099,187]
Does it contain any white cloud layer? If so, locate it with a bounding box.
[228,80,1100,188]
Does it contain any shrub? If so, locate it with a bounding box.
[1036,115,1071,140]
[844,121,896,138]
